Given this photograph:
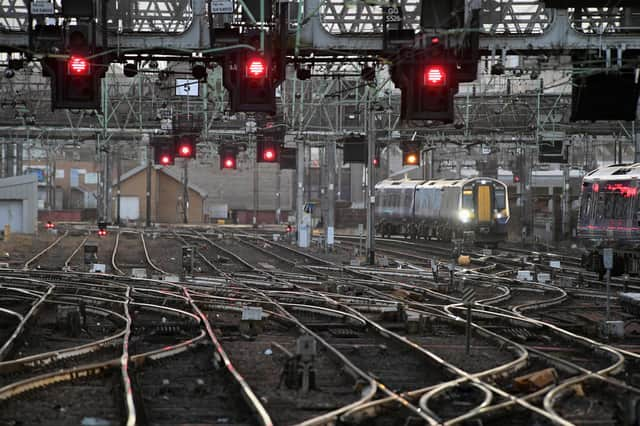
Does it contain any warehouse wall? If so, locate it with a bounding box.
[0,174,38,234]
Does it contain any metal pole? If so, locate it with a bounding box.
[182,159,189,224]
[634,120,640,163]
[296,138,305,246]
[606,268,611,323]
[326,139,336,250]
[275,166,281,224]
[366,106,376,266]
[562,165,570,239]
[253,141,259,228]
[146,143,152,227]
[116,145,121,225]
[104,144,111,223]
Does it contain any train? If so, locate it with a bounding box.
[577,163,640,276]
[374,177,510,245]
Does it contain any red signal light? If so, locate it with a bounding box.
[424,65,446,87]
[45,221,55,229]
[160,154,172,165]
[98,229,107,237]
[246,58,267,79]
[67,56,90,76]
[224,158,235,169]
[514,175,521,183]
[263,148,276,162]
[373,157,379,166]
[178,144,192,157]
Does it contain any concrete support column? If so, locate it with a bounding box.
[561,165,571,239]
[366,107,376,265]
[296,138,305,246]
[324,139,336,250]
[146,143,152,227]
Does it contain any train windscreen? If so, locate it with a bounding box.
[581,180,639,222]
[494,187,506,210]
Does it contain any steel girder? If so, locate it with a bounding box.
[0,1,639,53]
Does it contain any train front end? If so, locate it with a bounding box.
[577,164,640,275]
[457,178,510,245]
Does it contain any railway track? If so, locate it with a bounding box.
[0,225,638,425]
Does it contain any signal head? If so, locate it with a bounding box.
[246,57,267,79]
[178,144,192,157]
[160,154,172,165]
[263,148,276,162]
[67,56,90,76]
[423,65,446,87]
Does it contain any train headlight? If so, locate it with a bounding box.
[458,209,471,223]
[496,212,503,219]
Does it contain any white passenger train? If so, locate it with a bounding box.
[577,163,640,276]
[375,177,510,245]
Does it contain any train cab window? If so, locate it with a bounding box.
[494,187,506,210]
[597,180,638,220]
[462,188,474,209]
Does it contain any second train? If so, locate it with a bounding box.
[374,177,510,245]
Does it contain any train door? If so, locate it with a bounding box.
[477,184,493,224]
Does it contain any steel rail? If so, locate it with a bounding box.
[120,287,136,426]
[171,233,389,424]
[23,230,69,269]
[111,231,125,275]
[0,279,54,361]
[234,290,435,425]
[63,235,89,270]
[182,286,274,426]
[0,304,127,374]
[139,231,170,275]
[0,359,120,401]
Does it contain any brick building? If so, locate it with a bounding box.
[114,164,207,224]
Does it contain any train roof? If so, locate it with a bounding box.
[375,179,423,189]
[376,177,504,190]
[583,163,640,181]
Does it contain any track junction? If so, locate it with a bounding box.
[0,224,639,425]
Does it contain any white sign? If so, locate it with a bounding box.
[537,273,551,284]
[517,270,534,281]
[549,260,561,269]
[327,226,334,245]
[211,0,233,13]
[242,306,263,321]
[175,79,199,97]
[31,1,54,14]
[90,264,106,273]
[55,169,65,179]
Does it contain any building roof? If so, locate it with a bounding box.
[0,174,38,187]
[114,164,208,198]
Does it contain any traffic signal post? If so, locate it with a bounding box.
[366,105,376,266]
